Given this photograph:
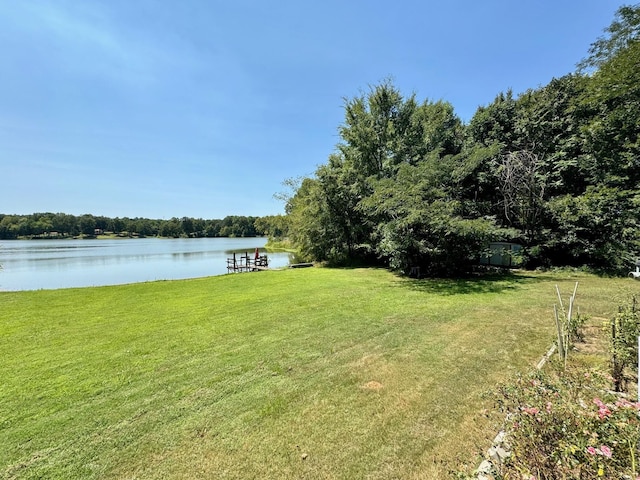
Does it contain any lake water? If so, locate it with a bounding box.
[0,238,293,291]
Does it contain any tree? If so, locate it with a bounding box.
[514,74,592,196]
[495,150,548,245]
[546,187,640,270]
[108,217,125,234]
[79,214,96,236]
[467,90,518,151]
[0,215,20,239]
[181,217,194,236]
[254,215,289,239]
[286,177,342,262]
[287,81,468,266]
[579,4,640,190]
[50,213,77,236]
[204,220,221,237]
[287,82,416,263]
[413,100,464,158]
[359,159,504,276]
[339,80,418,178]
[578,4,640,72]
[159,218,181,238]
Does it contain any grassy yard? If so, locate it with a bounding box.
[0,268,636,479]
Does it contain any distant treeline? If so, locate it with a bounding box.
[0,212,287,239]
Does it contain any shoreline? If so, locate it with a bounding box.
[3,233,268,241]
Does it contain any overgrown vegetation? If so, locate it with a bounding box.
[609,295,639,392]
[284,5,640,276]
[495,367,639,479]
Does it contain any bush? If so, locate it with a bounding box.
[495,366,640,479]
[609,295,639,392]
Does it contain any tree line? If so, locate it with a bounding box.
[282,5,640,276]
[0,212,281,239]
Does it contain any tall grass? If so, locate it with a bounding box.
[0,268,633,478]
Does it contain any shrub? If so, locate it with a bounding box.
[495,366,640,479]
[609,295,639,392]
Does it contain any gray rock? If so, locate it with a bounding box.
[476,459,493,474]
[492,430,506,445]
[488,446,510,464]
[477,475,494,480]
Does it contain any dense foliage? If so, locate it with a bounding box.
[609,295,639,392]
[285,5,640,275]
[496,368,640,479]
[0,212,282,239]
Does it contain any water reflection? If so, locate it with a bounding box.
[0,238,293,291]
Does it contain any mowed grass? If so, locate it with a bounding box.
[1,268,636,479]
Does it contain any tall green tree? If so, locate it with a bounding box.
[285,6,640,274]
[467,90,518,151]
[254,215,289,239]
[288,81,488,271]
[514,74,591,196]
[546,187,640,269]
[359,158,504,275]
[579,4,640,189]
[339,80,419,179]
[79,214,96,236]
[286,177,342,262]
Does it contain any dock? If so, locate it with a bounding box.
[227,250,269,273]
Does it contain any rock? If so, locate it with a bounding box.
[496,446,510,461]
[488,446,510,465]
[477,475,495,480]
[476,459,493,474]
[492,430,506,445]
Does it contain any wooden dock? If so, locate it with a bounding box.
[227,250,269,273]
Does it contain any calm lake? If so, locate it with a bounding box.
[0,237,293,291]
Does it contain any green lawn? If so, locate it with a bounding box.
[0,268,635,479]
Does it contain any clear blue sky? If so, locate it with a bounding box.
[0,1,627,219]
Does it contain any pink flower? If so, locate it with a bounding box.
[545,401,552,413]
[598,405,612,419]
[614,398,640,410]
[600,445,612,458]
[593,399,612,419]
[587,446,598,455]
[522,406,540,415]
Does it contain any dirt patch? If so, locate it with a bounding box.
[573,317,608,356]
[361,381,383,391]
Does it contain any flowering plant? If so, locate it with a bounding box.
[495,366,639,479]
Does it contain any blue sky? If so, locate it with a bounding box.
[0,1,627,219]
